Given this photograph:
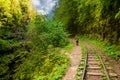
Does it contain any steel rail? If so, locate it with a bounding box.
[81,48,111,80]
[81,42,111,80]
[81,47,88,80]
[97,54,111,80]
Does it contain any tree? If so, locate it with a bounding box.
[54,0,78,35]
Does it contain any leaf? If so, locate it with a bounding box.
[115,9,120,19]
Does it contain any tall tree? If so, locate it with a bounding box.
[54,0,120,44]
[54,0,78,35]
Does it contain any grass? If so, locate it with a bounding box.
[63,39,74,53]
[79,36,120,61]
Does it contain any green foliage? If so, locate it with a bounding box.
[0,0,35,40]
[32,48,69,80]
[54,0,78,35]
[0,39,10,51]
[30,16,68,48]
[0,0,36,79]
[115,8,120,19]
[14,15,70,80]
[55,0,120,44]
[80,36,120,61]
[6,47,69,80]
[2,0,120,79]
[0,14,69,79]
[63,39,74,53]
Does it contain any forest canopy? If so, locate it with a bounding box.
[54,0,120,44]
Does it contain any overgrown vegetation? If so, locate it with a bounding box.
[0,0,70,79]
[1,0,120,79]
[62,39,74,53]
[80,36,120,61]
[54,0,120,60]
[55,0,120,44]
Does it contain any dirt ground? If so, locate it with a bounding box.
[62,40,82,80]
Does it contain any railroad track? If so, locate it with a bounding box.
[77,42,119,80]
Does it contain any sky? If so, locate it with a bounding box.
[32,0,58,15]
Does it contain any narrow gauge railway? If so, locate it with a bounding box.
[77,42,119,80]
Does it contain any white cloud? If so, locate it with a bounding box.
[32,0,58,15]
[32,0,40,6]
[37,10,48,15]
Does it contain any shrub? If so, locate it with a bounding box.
[31,17,68,48]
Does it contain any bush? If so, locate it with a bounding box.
[0,39,11,52]
[31,17,68,48]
